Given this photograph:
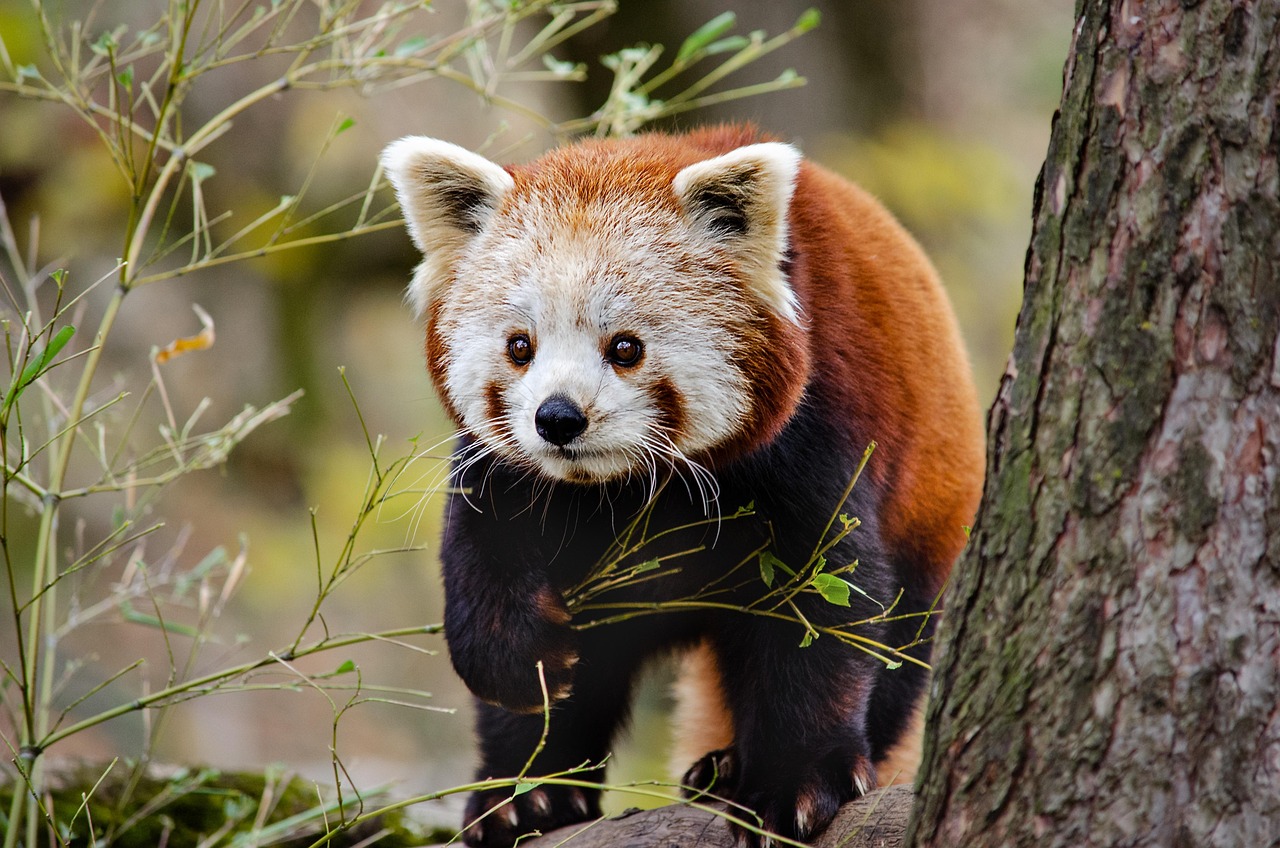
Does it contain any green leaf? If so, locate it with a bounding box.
[799,630,815,648]
[91,30,118,56]
[676,12,736,63]
[633,558,661,574]
[190,161,216,182]
[174,546,229,596]
[395,35,427,57]
[759,552,775,587]
[119,600,201,637]
[336,117,355,134]
[704,35,750,56]
[759,550,792,585]
[513,782,535,795]
[811,573,851,607]
[23,324,75,383]
[847,578,886,611]
[310,658,359,680]
[3,324,75,415]
[542,54,584,78]
[116,66,134,90]
[794,8,822,33]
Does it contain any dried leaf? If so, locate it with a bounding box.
[154,304,215,364]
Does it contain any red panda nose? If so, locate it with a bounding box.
[535,396,588,446]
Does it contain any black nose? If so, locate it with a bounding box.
[535,396,588,446]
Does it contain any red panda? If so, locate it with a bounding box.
[381,125,984,847]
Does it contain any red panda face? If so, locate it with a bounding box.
[382,136,804,485]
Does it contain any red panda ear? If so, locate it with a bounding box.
[380,137,514,314]
[673,142,802,324]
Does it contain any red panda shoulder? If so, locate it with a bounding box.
[788,159,985,591]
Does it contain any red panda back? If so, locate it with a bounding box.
[789,159,984,590]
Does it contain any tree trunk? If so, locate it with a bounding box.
[908,2,1280,847]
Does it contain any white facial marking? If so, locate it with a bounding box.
[436,184,760,487]
[380,136,514,316]
[673,142,802,324]
[387,138,803,489]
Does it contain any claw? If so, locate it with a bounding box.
[528,788,552,817]
[569,789,590,818]
[682,746,738,796]
[794,807,811,839]
[734,830,772,848]
[851,756,876,797]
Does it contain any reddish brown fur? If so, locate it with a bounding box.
[402,128,983,838]
[533,585,572,626]
[785,159,984,591]
[425,299,458,422]
[484,383,505,426]
[499,127,817,469]
[648,378,688,441]
[707,309,810,466]
[499,125,982,591]
[510,126,984,785]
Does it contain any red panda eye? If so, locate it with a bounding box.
[508,334,533,366]
[608,336,643,367]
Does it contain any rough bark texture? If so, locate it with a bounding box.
[909,1,1280,847]
[499,786,913,848]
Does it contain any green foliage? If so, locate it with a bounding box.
[573,7,819,136]
[810,572,851,607]
[2,324,74,417]
[0,765,445,848]
[566,441,924,667]
[0,1,823,845]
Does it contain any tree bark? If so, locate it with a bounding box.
[909,2,1280,847]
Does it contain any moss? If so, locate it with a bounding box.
[1073,302,1174,516]
[0,766,451,848]
[1166,436,1219,544]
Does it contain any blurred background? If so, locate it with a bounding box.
[0,0,1070,824]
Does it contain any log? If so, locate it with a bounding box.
[506,786,914,848]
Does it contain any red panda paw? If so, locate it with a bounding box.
[448,586,579,714]
[461,783,599,848]
[726,753,876,848]
[680,746,739,798]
